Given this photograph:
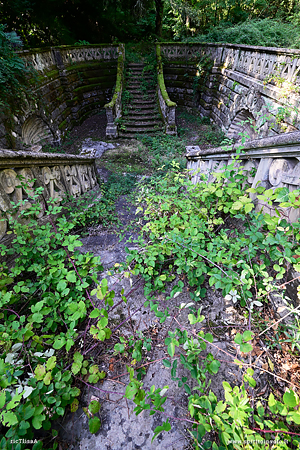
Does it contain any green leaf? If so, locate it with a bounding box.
[232,201,243,210]
[242,330,254,342]
[1,411,18,426]
[66,271,77,283]
[240,343,253,353]
[245,203,254,213]
[89,416,101,434]
[34,364,46,381]
[234,333,243,345]
[283,390,299,408]
[0,391,5,409]
[208,360,221,374]
[32,414,45,429]
[71,398,79,413]
[53,337,66,349]
[89,308,100,318]
[44,372,52,385]
[46,356,56,371]
[152,419,171,442]
[89,400,101,414]
[125,381,139,400]
[167,342,175,357]
[56,407,64,416]
[162,359,171,368]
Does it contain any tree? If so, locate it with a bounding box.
[155,0,164,37]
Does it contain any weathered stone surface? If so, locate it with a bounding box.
[185,132,300,221]
[161,43,300,138]
[0,46,119,149]
[80,139,117,158]
[0,149,98,241]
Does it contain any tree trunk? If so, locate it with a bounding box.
[155,0,164,38]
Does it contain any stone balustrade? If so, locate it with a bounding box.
[2,44,120,150]
[160,43,300,138]
[0,149,99,242]
[186,130,300,222]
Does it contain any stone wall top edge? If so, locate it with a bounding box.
[187,147,300,160]
[0,149,95,165]
[160,41,300,55]
[18,43,120,56]
[186,131,300,159]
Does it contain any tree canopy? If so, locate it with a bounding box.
[1,0,300,47]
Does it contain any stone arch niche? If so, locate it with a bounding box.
[22,116,54,150]
[227,109,257,141]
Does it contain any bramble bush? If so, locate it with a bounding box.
[1,149,300,448]
[124,157,300,448]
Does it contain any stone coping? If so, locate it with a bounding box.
[160,41,300,55]
[18,43,119,55]
[186,131,300,160]
[0,149,96,169]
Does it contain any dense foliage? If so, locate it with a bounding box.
[1,130,300,447]
[0,25,36,124]
[2,0,300,47]
[183,18,300,48]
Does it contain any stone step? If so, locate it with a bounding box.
[126,87,152,92]
[129,102,157,109]
[119,131,159,138]
[131,92,156,103]
[125,109,159,115]
[124,114,161,121]
[119,126,163,135]
[126,89,156,96]
[127,80,154,87]
[131,100,156,106]
[127,64,144,69]
[123,120,162,128]
[126,73,153,78]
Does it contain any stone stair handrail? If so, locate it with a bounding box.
[156,44,177,136]
[104,44,125,138]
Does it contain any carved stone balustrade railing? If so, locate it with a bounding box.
[160,42,300,84]
[160,43,300,138]
[186,131,300,222]
[2,44,120,150]
[0,149,99,242]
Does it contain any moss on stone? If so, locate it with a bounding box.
[65,61,116,72]
[156,44,177,108]
[104,44,125,110]
[74,82,113,95]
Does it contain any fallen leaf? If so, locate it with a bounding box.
[267,357,274,372]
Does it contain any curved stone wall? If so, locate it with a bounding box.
[1,45,119,150]
[160,43,300,139]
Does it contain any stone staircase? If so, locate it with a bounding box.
[119,63,163,138]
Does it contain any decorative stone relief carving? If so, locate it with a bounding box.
[77,165,91,193]
[63,165,82,197]
[42,166,66,203]
[0,156,99,242]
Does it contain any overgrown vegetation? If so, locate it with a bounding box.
[0,25,36,124]
[184,18,300,48]
[3,0,300,46]
[1,125,300,447]
[125,157,300,448]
